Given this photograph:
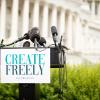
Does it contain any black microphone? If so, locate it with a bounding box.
[39,37,46,47]
[5,33,29,46]
[0,27,40,48]
[51,26,58,46]
[23,41,30,47]
[16,33,29,42]
[29,27,40,43]
[19,27,40,43]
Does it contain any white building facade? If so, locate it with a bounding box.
[0,0,100,64]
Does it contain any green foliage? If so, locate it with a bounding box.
[40,64,100,100]
[0,64,100,100]
[0,84,18,100]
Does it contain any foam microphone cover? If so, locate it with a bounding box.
[29,27,40,42]
[51,26,58,36]
[23,41,30,47]
[24,33,29,39]
[39,37,46,46]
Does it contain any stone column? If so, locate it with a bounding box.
[74,15,82,51]
[32,0,39,27]
[0,0,6,39]
[84,22,89,52]
[51,6,57,27]
[91,1,95,16]
[22,0,29,35]
[41,3,48,38]
[50,6,57,37]
[98,2,100,16]
[59,9,65,37]
[66,11,73,49]
[10,0,19,40]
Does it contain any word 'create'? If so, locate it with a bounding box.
[5,54,45,65]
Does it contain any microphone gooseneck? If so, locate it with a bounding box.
[16,33,29,42]
[29,27,40,43]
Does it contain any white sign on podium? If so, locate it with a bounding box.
[0,48,50,83]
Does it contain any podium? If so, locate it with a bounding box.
[19,47,65,100]
[50,47,64,68]
[19,84,40,100]
[0,46,65,100]
[18,48,64,100]
[0,26,67,100]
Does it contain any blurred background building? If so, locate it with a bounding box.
[0,0,100,64]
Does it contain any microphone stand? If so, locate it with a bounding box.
[0,37,28,48]
[56,36,66,100]
[0,27,68,100]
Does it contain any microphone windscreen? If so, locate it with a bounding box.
[23,41,30,47]
[39,37,46,46]
[29,27,40,42]
[51,26,58,36]
[24,33,29,39]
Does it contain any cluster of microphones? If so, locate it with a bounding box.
[0,26,69,50]
[18,26,59,47]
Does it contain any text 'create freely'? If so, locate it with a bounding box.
[5,54,45,75]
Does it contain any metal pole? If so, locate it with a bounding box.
[19,84,40,100]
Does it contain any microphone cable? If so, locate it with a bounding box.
[57,42,68,100]
[58,46,64,100]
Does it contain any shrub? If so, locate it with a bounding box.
[0,84,18,100]
[0,64,100,100]
[40,64,100,100]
